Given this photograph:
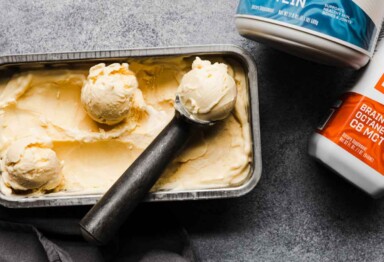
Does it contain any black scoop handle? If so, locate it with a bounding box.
[79,115,192,245]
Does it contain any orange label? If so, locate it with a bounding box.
[318,92,384,175]
[375,74,384,94]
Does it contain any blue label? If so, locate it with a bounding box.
[237,0,377,53]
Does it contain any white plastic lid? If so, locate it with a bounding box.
[236,17,370,69]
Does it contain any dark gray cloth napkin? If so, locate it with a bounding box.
[0,220,73,262]
[0,205,196,262]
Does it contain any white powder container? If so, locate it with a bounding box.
[309,40,384,198]
[235,0,384,69]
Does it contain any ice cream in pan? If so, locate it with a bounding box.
[0,56,252,196]
[1,137,63,192]
[81,63,139,125]
[176,57,237,122]
[80,57,239,245]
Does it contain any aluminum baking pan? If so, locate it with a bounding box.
[0,45,262,208]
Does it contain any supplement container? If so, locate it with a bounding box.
[309,40,384,198]
[235,0,384,69]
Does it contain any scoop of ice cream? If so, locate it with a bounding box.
[1,138,62,191]
[176,57,237,122]
[81,63,139,125]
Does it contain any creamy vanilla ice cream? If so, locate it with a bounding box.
[177,57,237,121]
[1,138,62,192]
[81,63,139,125]
[0,56,252,196]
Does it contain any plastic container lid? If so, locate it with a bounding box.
[236,17,370,69]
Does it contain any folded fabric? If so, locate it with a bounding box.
[0,220,72,262]
[0,205,196,262]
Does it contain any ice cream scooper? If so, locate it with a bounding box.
[80,58,237,245]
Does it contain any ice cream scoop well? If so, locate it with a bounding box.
[79,95,227,245]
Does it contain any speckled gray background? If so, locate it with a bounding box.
[1,1,384,261]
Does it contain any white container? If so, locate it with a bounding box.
[235,0,384,69]
[309,40,384,198]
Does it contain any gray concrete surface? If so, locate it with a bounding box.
[1,0,384,261]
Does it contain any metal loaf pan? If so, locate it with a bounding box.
[0,45,262,208]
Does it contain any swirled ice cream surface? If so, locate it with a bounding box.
[0,57,252,196]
